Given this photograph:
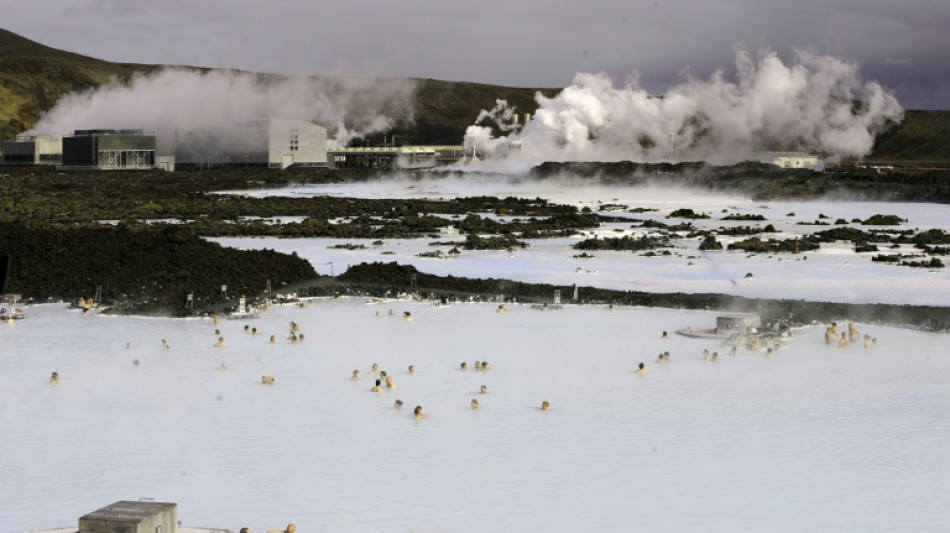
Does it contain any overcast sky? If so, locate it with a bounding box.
[2,0,948,109]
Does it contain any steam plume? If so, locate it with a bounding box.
[28,68,417,147]
[464,49,903,166]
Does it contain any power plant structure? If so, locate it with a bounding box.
[170,118,327,169]
[62,129,157,170]
[327,145,464,169]
[1,135,63,165]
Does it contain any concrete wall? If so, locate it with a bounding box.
[267,118,327,167]
[78,501,178,533]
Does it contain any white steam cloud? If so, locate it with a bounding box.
[464,49,904,167]
[28,68,417,147]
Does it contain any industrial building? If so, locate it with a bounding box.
[62,129,156,169]
[78,500,178,533]
[0,135,62,165]
[328,145,464,169]
[759,151,820,170]
[171,118,327,169]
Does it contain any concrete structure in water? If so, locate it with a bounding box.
[78,500,178,533]
[716,313,762,335]
[171,118,327,169]
[62,129,156,170]
[1,135,63,165]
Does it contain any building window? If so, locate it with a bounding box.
[290,129,299,152]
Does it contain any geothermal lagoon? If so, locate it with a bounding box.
[5,177,950,532]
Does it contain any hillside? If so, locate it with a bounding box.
[0,28,554,147]
[0,27,947,157]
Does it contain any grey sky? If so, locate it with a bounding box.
[2,0,948,109]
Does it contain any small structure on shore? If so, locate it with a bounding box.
[78,500,178,533]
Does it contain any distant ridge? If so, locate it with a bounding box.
[0,27,947,159]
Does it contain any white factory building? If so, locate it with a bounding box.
[759,151,821,170]
[170,118,327,169]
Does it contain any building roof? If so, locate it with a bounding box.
[80,501,177,522]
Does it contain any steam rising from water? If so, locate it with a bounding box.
[28,68,417,147]
[464,49,904,167]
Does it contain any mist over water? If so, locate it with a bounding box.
[464,49,903,168]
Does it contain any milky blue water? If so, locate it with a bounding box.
[4,300,949,532]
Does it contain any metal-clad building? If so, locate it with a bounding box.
[172,118,327,169]
[78,500,178,533]
[1,135,62,165]
[62,129,156,169]
[328,145,464,169]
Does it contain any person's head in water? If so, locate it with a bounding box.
[639,362,645,370]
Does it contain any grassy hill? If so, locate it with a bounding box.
[867,110,950,163]
[0,27,947,157]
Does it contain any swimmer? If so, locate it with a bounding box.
[351,369,360,381]
[375,311,381,317]
[161,339,170,351]
[214,329,221,335]
[269,335,276,344]
[497,304,507,313]
[240,528,250,533]
[215,336,227,348]
[261,375,275,385]
[765,347,773,357]
[252,327,258,335]
[662,330,669,339]
[298,334,304,342]
[474,360,481,371]
[471,399,480,409]
[408,365,415,374]
[848,322,860,342]
[380,370,387,378]
[50,371,59,384]
[636,362,648,374]
[394,399,404,408]
[371,363,380,375]
[864,334,874,349]
[839,332,849,348]
[289,332,298,344]
[386,376,396,389]
[703,349,710,361]
[605,304,614,311]
[290,321,300,332]
[460,362,468,370]
[480,385,488,394]
[125,342,133,350]
[481,361,489,370]
[711,351,719,361]
[371,379,383,393]
[244,325,250,332]
[413,405,424,419]
[388,309,395,316]
[656,352,665,363]
[541,401,550,411]
[404,311,413,321]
